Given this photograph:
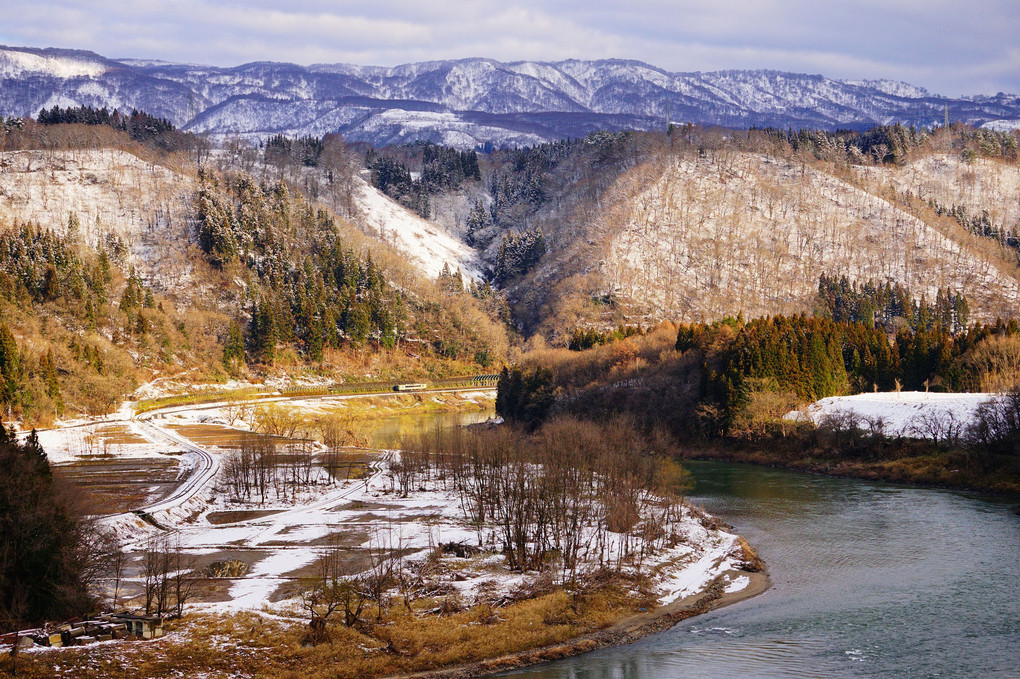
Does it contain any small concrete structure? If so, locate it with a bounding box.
[107,613,164,639]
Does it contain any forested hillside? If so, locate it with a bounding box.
[0,119,509,425]
[1,108,1019,426]
[468,125,1020,340]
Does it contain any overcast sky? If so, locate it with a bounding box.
[0,0,1016,96]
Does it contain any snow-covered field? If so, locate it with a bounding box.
[38,397,751,616]
[789,391,1001,438]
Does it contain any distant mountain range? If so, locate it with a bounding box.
[2,44,1019,148]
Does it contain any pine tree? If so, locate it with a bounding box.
[41,348,62,413]
[222,321,246,373]
[0,324,20,411]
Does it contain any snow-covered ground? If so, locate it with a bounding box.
[355,175,483,281]
[789,391,1001,438]
[52,397,752,616]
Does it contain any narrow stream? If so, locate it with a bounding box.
[500,461,1020,678]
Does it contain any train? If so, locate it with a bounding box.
[393,383,428,392]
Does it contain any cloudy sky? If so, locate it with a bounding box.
[0,0,1017,96]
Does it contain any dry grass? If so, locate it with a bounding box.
[0,584,644,679]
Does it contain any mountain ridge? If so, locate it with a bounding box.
[2,44,1019,148]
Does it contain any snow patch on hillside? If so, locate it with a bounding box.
[981,119,1020,132]
[0,48,108,79]
[0,149,197,290]
[355,176,483,281]
[789,391,1000,438]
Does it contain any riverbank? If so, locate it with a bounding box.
[399,568,771,679]
[678,436,1020,497]
[1,551,769,679]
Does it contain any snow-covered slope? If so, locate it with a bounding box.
[594,152,1020,323]
[355,176,483,281]
[0,48,109,78]
[2,45,1019,148]
[0,148,197,290]
[789,391,1001,438]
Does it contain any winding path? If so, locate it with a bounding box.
[131,414,219,515]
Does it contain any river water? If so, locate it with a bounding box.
[500,460,1020,679]
[361,409,494,449]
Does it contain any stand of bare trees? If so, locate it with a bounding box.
[221,433,279,504]
[402,417,691,581]
[222,431,332,503]
[142,533,196,619]
[316,412,363,482]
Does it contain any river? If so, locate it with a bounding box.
[361,409,494,449]
[499,460,1020,679]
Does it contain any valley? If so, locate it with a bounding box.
[0,71,1017,679]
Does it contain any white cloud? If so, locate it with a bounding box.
[0,0,1016,94]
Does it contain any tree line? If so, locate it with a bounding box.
[35,104,189,151]
[499,291,1020,449]
[0,425,118,630]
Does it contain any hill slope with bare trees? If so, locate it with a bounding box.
[494,128,1020,341]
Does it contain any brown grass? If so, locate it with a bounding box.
[0,584,645,679]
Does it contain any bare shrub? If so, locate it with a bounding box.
[967,387,1020,455]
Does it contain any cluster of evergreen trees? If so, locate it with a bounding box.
[817,274,970,334]
[465,199,491,247]
[264,134,324,168]
[494,228,545,286]
[0,214,188,420]
[367,142,481,219]
[35,105,181,149]
[568,325,644,351]
[369,154,430,217]
[487,145,551,225]
[494,365,554,429]
[0,226,120,416]
[927,199,1020,259]
[197,173,403,365]
[0,222,116,309]
[0,425,112,628]
[418,142,480,192]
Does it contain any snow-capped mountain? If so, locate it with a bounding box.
[2,45,1019,148]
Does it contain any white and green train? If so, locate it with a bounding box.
[393,383,428,392]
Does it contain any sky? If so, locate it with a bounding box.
[0,0,1017,96]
